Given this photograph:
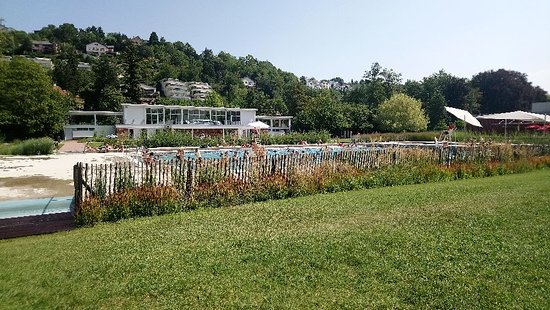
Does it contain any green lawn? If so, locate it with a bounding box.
[1,170,550,309]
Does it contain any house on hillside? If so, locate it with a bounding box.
[31,40,58,54]
[241,77,256,88]
[131,36,144,45]
[140,84,158,97]
[86,42,115,56]
[319,80,330,89]
[187,82,212,100]
[160,78,191,99]
[305,77,318,88]
[78,62,92,70]
[160,79,212,100]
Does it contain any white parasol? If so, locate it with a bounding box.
[247,121,270,129]
[445,107,483,128]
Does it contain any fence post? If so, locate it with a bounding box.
[72,162,83,216]
[185,159,194,198]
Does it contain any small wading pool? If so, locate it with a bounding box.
[0,196,73,219]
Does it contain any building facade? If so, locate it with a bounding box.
[31,40,57,54]
[255,116,293,135]
[64,111,123,140]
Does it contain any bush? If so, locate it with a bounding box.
[75,152,550,226]
[0,137,55,155]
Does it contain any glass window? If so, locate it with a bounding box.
[189,110,201,121]
[146,108,164,124]
[189,109,210,121]
[228,111,240,124]
[211,110,226,124]
[182,109,190,122]
[165,108,182,124]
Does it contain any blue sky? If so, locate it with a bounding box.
[2,0,549,91]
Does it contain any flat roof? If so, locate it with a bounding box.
[69,111,123,116]
[256,115,293,119]
[122,103,257,112]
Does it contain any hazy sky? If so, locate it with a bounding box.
[2,0,549,91]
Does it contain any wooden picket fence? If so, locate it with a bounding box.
[73,143,549,207]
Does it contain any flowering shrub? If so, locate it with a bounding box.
[75,152,550,226]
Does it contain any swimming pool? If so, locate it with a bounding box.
[136,142,445,163]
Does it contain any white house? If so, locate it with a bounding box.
[86,42,114,56]
[319,80,330,89]
[305,77,318,89]
[241,77,256,88]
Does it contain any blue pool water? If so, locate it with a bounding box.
[0,196,73,219]
[142,142,440,163]
[150,146,351,162]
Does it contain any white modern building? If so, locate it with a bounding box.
[116,104,256,139]
[64,104,262,140]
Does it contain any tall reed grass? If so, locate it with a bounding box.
[0,137,55,155]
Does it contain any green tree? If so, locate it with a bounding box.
[148,32,159,46]
[376,93,428,132]
[472,69,547,113]
[202,91,225,107]
[343,104,373,134]
[84,56,123,111]
[52,44,86,95]
[0,57,70,140]
[52,23,79,45]
[294,91,349,135]
[404,71,482,130]
[121,43,144,103]
[347,62,402,108]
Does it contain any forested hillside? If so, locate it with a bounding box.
[1,22,547,139]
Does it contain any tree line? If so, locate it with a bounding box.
[0,22,547,140]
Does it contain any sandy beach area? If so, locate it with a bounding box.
[0,152,134,201]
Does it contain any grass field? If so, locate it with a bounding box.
[1,170,550,309]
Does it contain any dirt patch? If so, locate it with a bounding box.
[0,176,73,201]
